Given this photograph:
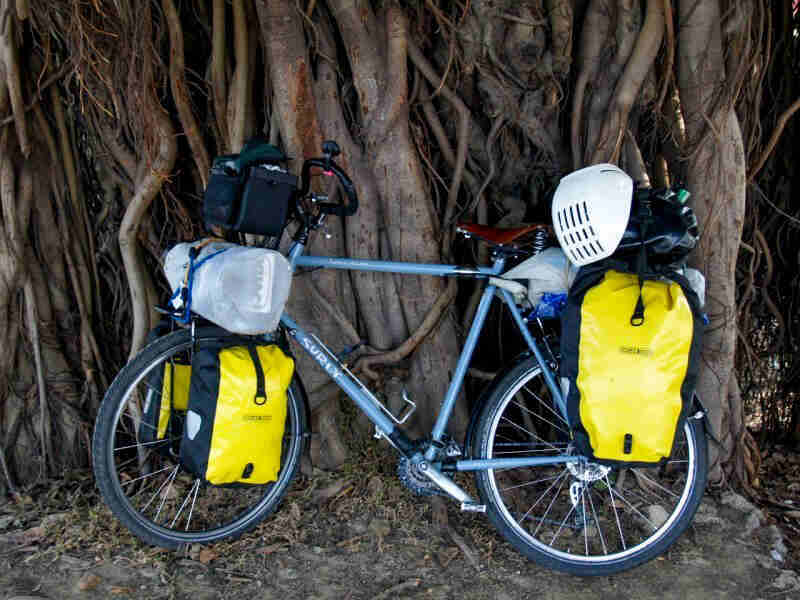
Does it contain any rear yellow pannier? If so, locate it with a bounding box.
[180,344,294,485]
[560,266,703,465]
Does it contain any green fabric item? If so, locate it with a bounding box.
[211,138,287,174]
[237,137,286,168]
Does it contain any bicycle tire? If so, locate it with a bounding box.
[92,326,308,549]
[472,356,708,575]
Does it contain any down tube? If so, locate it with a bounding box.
[279,314,411,452]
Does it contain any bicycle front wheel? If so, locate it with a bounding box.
[472,357,707,575]
[92,326,307,549]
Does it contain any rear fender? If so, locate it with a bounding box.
[690,394,721,447]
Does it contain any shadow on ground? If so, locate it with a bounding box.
[1,464,798,600]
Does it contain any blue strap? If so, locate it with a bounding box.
[171,247,229,324]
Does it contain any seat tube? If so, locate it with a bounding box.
[427,258,505,458]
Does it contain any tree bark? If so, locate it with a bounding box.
[678,0,747,483]
[118,107,177,360]
[331,1,467,437]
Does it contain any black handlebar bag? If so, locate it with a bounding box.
[203,138,298,237]
[559,261,703,467]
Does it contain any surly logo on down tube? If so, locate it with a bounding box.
[301,337,342,380]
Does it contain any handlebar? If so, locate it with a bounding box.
[298,158,359,217]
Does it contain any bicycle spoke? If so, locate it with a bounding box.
[500,473,562,492]
[140,468,177,513]
[154,464,180,523]
[185,479,201,531]
[582,486,588,556]
[511,398,569,437]
[115,437,178,452]
[499,416,564,454]
[608,487,658,532]
[531,469,569,537]
[548,488,580,546]
[604,472,626,550]
[586,486,607,554]
[170,478,200,528]
[518,385,569,427]
[634,470,681,499]
[120,465,173,487]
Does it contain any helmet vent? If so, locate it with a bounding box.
[550,163,633,266]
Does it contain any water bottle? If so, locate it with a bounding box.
[163,240,292,334]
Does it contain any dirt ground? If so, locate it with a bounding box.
[2,449,800,600]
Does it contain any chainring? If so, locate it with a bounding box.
[396,455,446,496]
[396,439,453,497]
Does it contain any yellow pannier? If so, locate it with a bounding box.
[180,344,294,485]
[560,267,702,465]
[138,322,192,448]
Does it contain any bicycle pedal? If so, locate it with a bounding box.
[460,502,487,513]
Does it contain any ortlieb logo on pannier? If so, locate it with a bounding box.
[560,265,703,466]
[180,343,294,485]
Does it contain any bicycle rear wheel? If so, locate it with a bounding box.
[92,326,307,549]
[472,357,707,575]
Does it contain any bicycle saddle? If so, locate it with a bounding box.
[455,223,551,246]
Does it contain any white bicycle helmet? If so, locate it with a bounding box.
[551,163,633,267]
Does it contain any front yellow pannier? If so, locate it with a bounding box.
[138,321,192,447]
[180,344,294,485]
[561,268,702,465]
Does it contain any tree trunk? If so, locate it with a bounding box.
[677,0,748,482]
[0,0,784,488]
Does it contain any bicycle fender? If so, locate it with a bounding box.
[464,352,534,457]
[691,394,721,447]
[292,371,312,442]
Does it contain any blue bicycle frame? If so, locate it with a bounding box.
[279,240,577,505]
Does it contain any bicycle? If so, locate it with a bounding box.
[92,143,709,576]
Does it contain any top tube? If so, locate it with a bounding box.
[288,241,505,278]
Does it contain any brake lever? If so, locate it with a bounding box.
[322,140,341,173]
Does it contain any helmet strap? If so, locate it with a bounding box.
[630,191,653,327]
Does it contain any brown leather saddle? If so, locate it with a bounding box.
[455,223,552,253]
